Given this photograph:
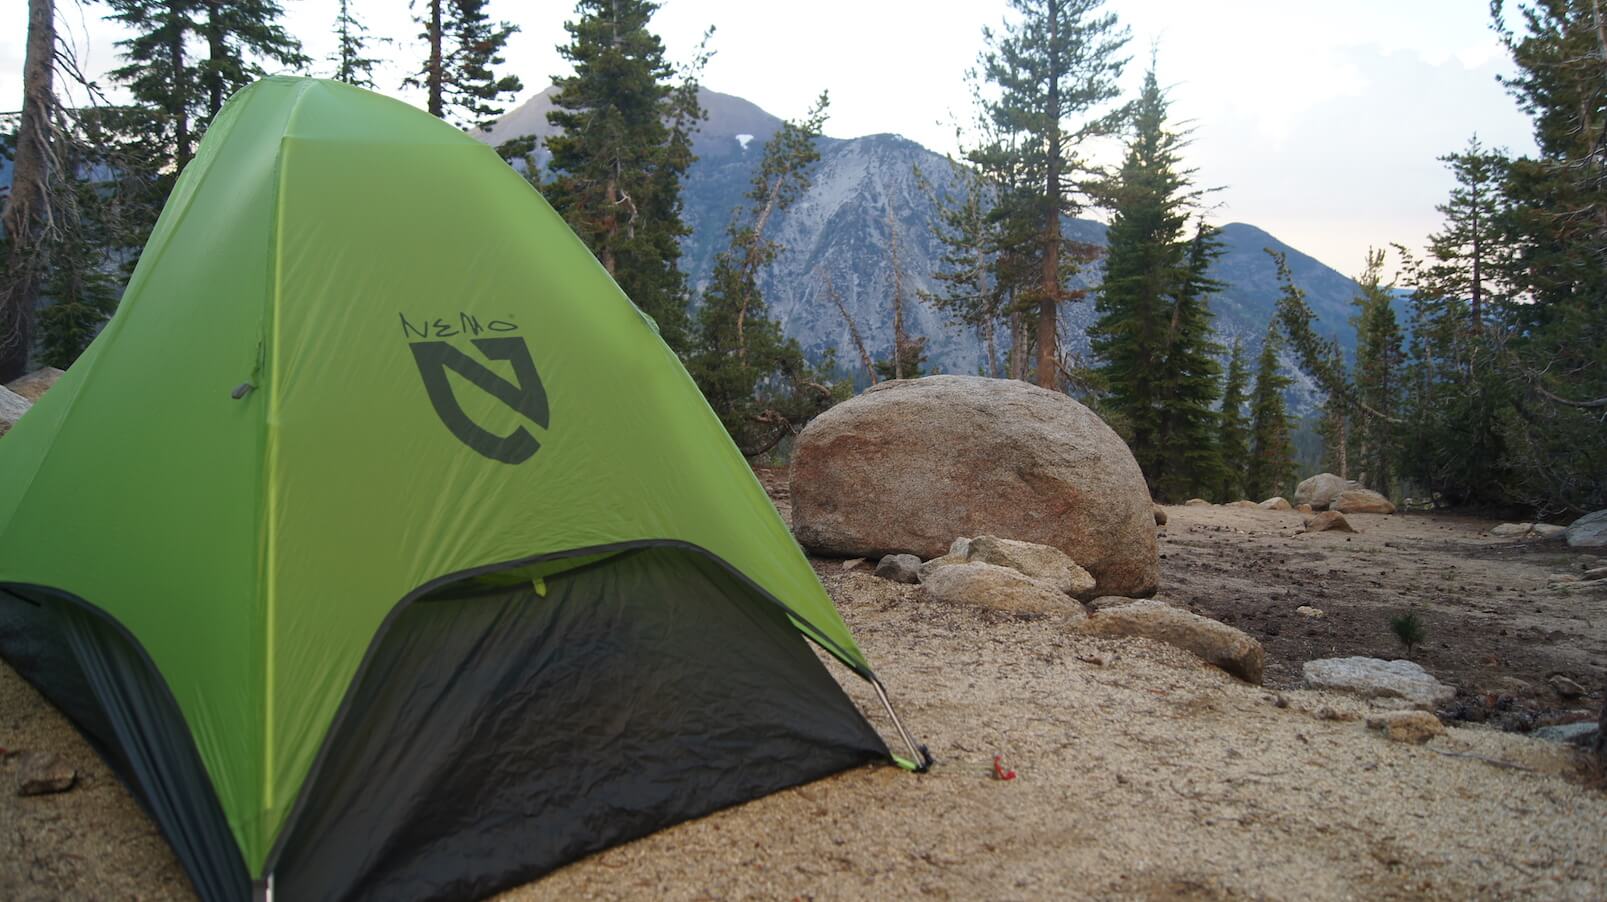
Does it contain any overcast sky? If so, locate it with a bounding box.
[2,0,1537,277]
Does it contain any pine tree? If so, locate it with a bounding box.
[972,0,1129,388]
[1424,137,1509,332]
[1350,249,1405,494]
[688,96,846,456]
[1215,337,1250,502]
[331,0,382,88]
[108,0,304,170]
[545,1,702,352]
[408,0,523,130]
[915,154,1003,378]
[1246,323,1295,501]
[1089,64,1218,497]
[1,0,57,381]
[1483,0,1607,514]
[1152,223,1226,499]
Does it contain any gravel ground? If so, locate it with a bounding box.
[3,504,1604,900]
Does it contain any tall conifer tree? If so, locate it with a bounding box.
[972,0,1129,387]
[331,0,382,88]
[545,0,702,352]
[407,0,523,129]
[1215,337,1250,502]
[1246,323,1295,501]
[1090,64,1219,497]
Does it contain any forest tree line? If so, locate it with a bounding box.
[1,0,1603,516]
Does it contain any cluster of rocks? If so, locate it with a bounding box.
[873,533,1266,685]
[0,366,65,437]
[1484,510,1607,548]
[1294,473,1397,515]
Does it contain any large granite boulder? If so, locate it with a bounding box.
[1566,510,1607,549]
[0,385,30,439]
[4,366,64,402]
[791,376,1159,597]
[1294,473,1356,510]
[1332,488,1396,515]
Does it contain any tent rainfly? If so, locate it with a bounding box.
[0,77,927,902]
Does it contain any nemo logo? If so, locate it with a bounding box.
[402,314,549,464]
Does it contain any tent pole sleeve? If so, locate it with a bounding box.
[869,676,932,773]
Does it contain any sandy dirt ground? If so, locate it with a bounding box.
[3,496,1603,900]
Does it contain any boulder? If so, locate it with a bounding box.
[873,553,921,584]
[1296,605,1325,618]
[16,751,76,796]
[790,376,1158,596]
[1302,657,1455,709]
[1294,473,1355,510]
[1531,523,1566,539]
[1490,522,1535,537]
[1152,504,1167,526]
[1366,710,1445,744]
[1301,511,1355,533]
[917,552,966,582]
[1228,500,1258,508]
[1184,498,1211,507]
[966,535,1097,598]
[4,366,64,402]
[1258,497,1293,511]
[1566,510,1607,549]
[1332,488,1395,515]
[920,562,1086,619]
[0,385,30,439]
[1079,600,1265,683]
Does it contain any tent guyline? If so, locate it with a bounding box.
[0,76,928,902]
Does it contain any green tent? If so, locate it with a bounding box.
[0,77,926,901]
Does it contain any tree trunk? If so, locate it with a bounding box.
[1037,1,1063,389]
[0,0,55,382]
[427,0,444,118]
[204,0,225,116]
[824,273,875,385]
[887,204,906,380]
[1008,307,1027,381]
[169,7,191,169]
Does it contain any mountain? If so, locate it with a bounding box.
[480,86,1365,409]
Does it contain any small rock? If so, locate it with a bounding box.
[841,557,867,571]
[1532,722,1600,746]
[948,537,972,557]
[1548,674,1587,699]
[920,561,1087,619]
[916,552,966,582]
[1490,522,1535,537]
[1152,504,1167,526]
[1332,488,1396,515]
[1531,523,1566,539]
[1258,497,1293,511]
[1228,500,1259,508]
[1580,566,1607,581]
[1565,510,1607,548]
[1366,710,1445,744]
[1303,657,1456,709]
[873,553,922,584]
[1314,706,1357,721]
[16,751,76,796]
[1184,498,1212,507]
[1295,503,1314,514]
[966,535,1097,598]
[1301,511,1355,533]
[1296,605,1325,618]
[1079,600,1265,683]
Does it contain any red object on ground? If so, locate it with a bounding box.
[992,755,1016,781]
